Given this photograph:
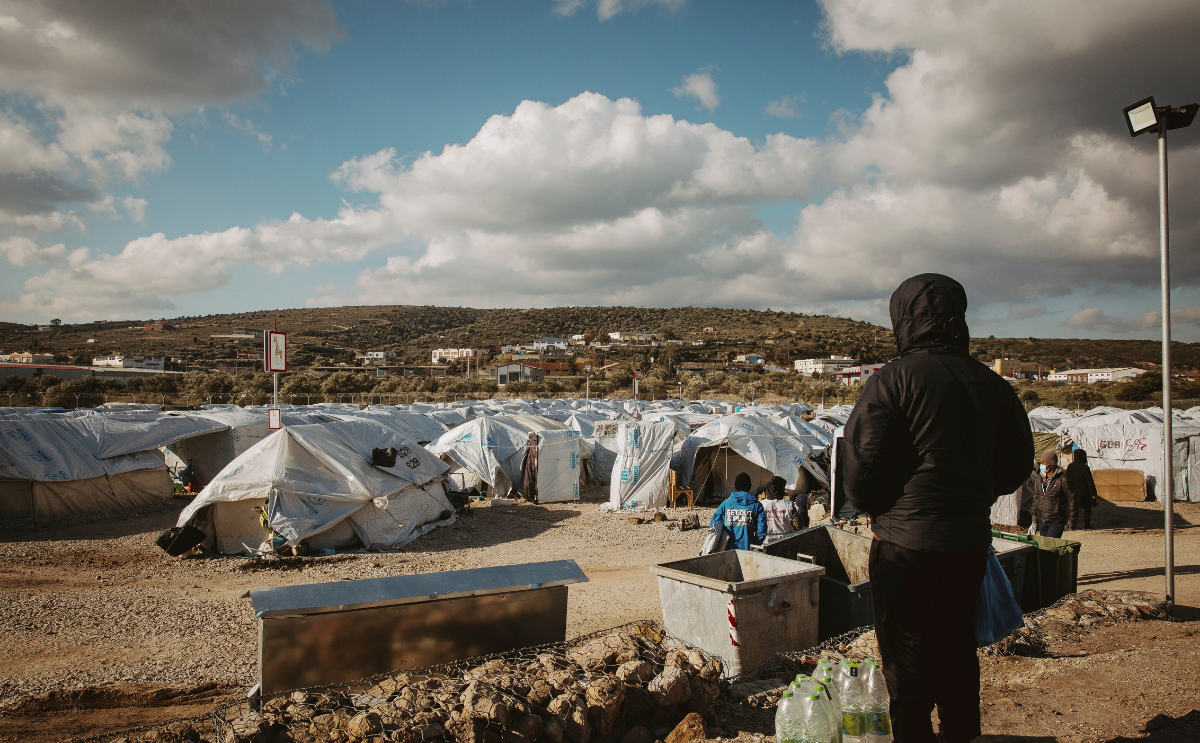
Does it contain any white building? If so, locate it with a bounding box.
[92,355,165,371]
[430,348,480,363]
[532,337,570,351]
[1048,367,1146,384]
[794,355,858,377]
[835,362,888,385]
[10,352,55,364]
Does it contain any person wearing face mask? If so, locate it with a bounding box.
[1033,451,1076,537]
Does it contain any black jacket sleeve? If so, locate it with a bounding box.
[992,387,1035,499]
[841,374,900,516]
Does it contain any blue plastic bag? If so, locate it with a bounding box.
[975,547,1025,647]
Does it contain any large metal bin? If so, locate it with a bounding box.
[763,526,872,641]
[250,560,588,693]
[650,550,824,676]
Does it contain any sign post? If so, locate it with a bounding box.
[265,328,288,416]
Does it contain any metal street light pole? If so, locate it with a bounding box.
[1157,121,1174,609]
[1124,97,1198,610]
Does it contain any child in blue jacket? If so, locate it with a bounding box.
[710,473,768,550]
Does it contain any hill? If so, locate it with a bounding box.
[1,305,1196,372]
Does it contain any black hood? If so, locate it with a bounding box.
[889,273,970,357]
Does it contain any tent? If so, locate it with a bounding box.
[522,429,583,503]
[609,421,676,509]
[177,418,454,553]
[428,417,531,497]
[0,410,221,520]
[165,407,332,486]
[677,414,827,503]
[1061,409,1200,502]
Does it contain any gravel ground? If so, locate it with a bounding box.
[0,484,712,708]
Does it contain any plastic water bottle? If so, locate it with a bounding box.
[776,690,801,743]
[865,664,893,741]
[837,660,869,743]
[819,675,844,743]
[800,693,833,743]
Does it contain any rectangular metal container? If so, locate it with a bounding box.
[650,550,824,677]
[251,560,587,693]
[763,525,872,641]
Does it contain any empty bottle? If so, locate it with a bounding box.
[776,690,802,743]
[865,663,893,742]
[837,660,869,743]
[798,692,833,743]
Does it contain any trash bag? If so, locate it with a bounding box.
[700,522,729,556]
[975,546,1024,646]
[155,525,206,557]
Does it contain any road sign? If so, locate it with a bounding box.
[268,407,282,430]
[265,330,288,373]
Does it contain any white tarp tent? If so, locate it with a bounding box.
[178,418,454,552]
[609,421,676,509]
[0,411,184,519]
[677,414,827,502]
[526,429,583,503]
[1062,410,1200,502]
[428,416,531,497]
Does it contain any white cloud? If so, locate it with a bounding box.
[1,236,66,266]
[222,112,274,152]
[552,0,688,21]
[0,0,341,277]
[121,195,147,223]
[764,95,803,119]
[1065,307,1162,333]
[672,68,721,112]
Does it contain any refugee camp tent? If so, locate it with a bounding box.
[771,414,832,454]
[677,414,827,503]
[165,407,331,487]
[177,418,454,553]
[1062,409,1200,502]
[0,410,222,519]
[522,429,583,503]
[609,421,676,509]
[429,416,531,497]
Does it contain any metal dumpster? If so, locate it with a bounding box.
[763,525,872,641]
[651,550,824,676]
[250,560,588,693]
[766,526,1040,639]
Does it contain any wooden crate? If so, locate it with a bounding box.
[1094,469,1145,501]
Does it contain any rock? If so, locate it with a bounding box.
[697,659,723,681]
[548,693,592,743]
[163,721,201,743]
[526,677,554,706]
[347,711,383,739]
[460,684,509,727]
[541,717,565,743]
[652,512,667,522]
[629,517,645,525]
[509,713,545,743]
[265,696,291,713]
[622,726,653,743]
[664,713,708,743]
[616,660,656,685]
[621,686,656,725]
[445,717,486,743]
[585,676,626,738]
[664,648,706,674]
[549,669,583,693]
[686,677,720,715]
[647,666,692,707]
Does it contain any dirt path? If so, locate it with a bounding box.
[0,497,1197,742]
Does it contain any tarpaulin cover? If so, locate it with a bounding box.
[677,414,817,491]
[179,419,452,546]
[534,429,582,503]
[0,415,106,481]
[609,421,675,509]
[428,416,530,489]
[1064,415,1200,502]
[56,412,228,459]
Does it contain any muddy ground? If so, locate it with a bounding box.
[0,493,1197,743]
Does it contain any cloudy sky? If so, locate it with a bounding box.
[2,0,1199,341]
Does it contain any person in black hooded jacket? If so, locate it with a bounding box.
[842,274,1033,743]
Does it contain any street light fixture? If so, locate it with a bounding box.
[1123,95,1198,611]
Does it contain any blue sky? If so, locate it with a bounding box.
[2,0,1200,342]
